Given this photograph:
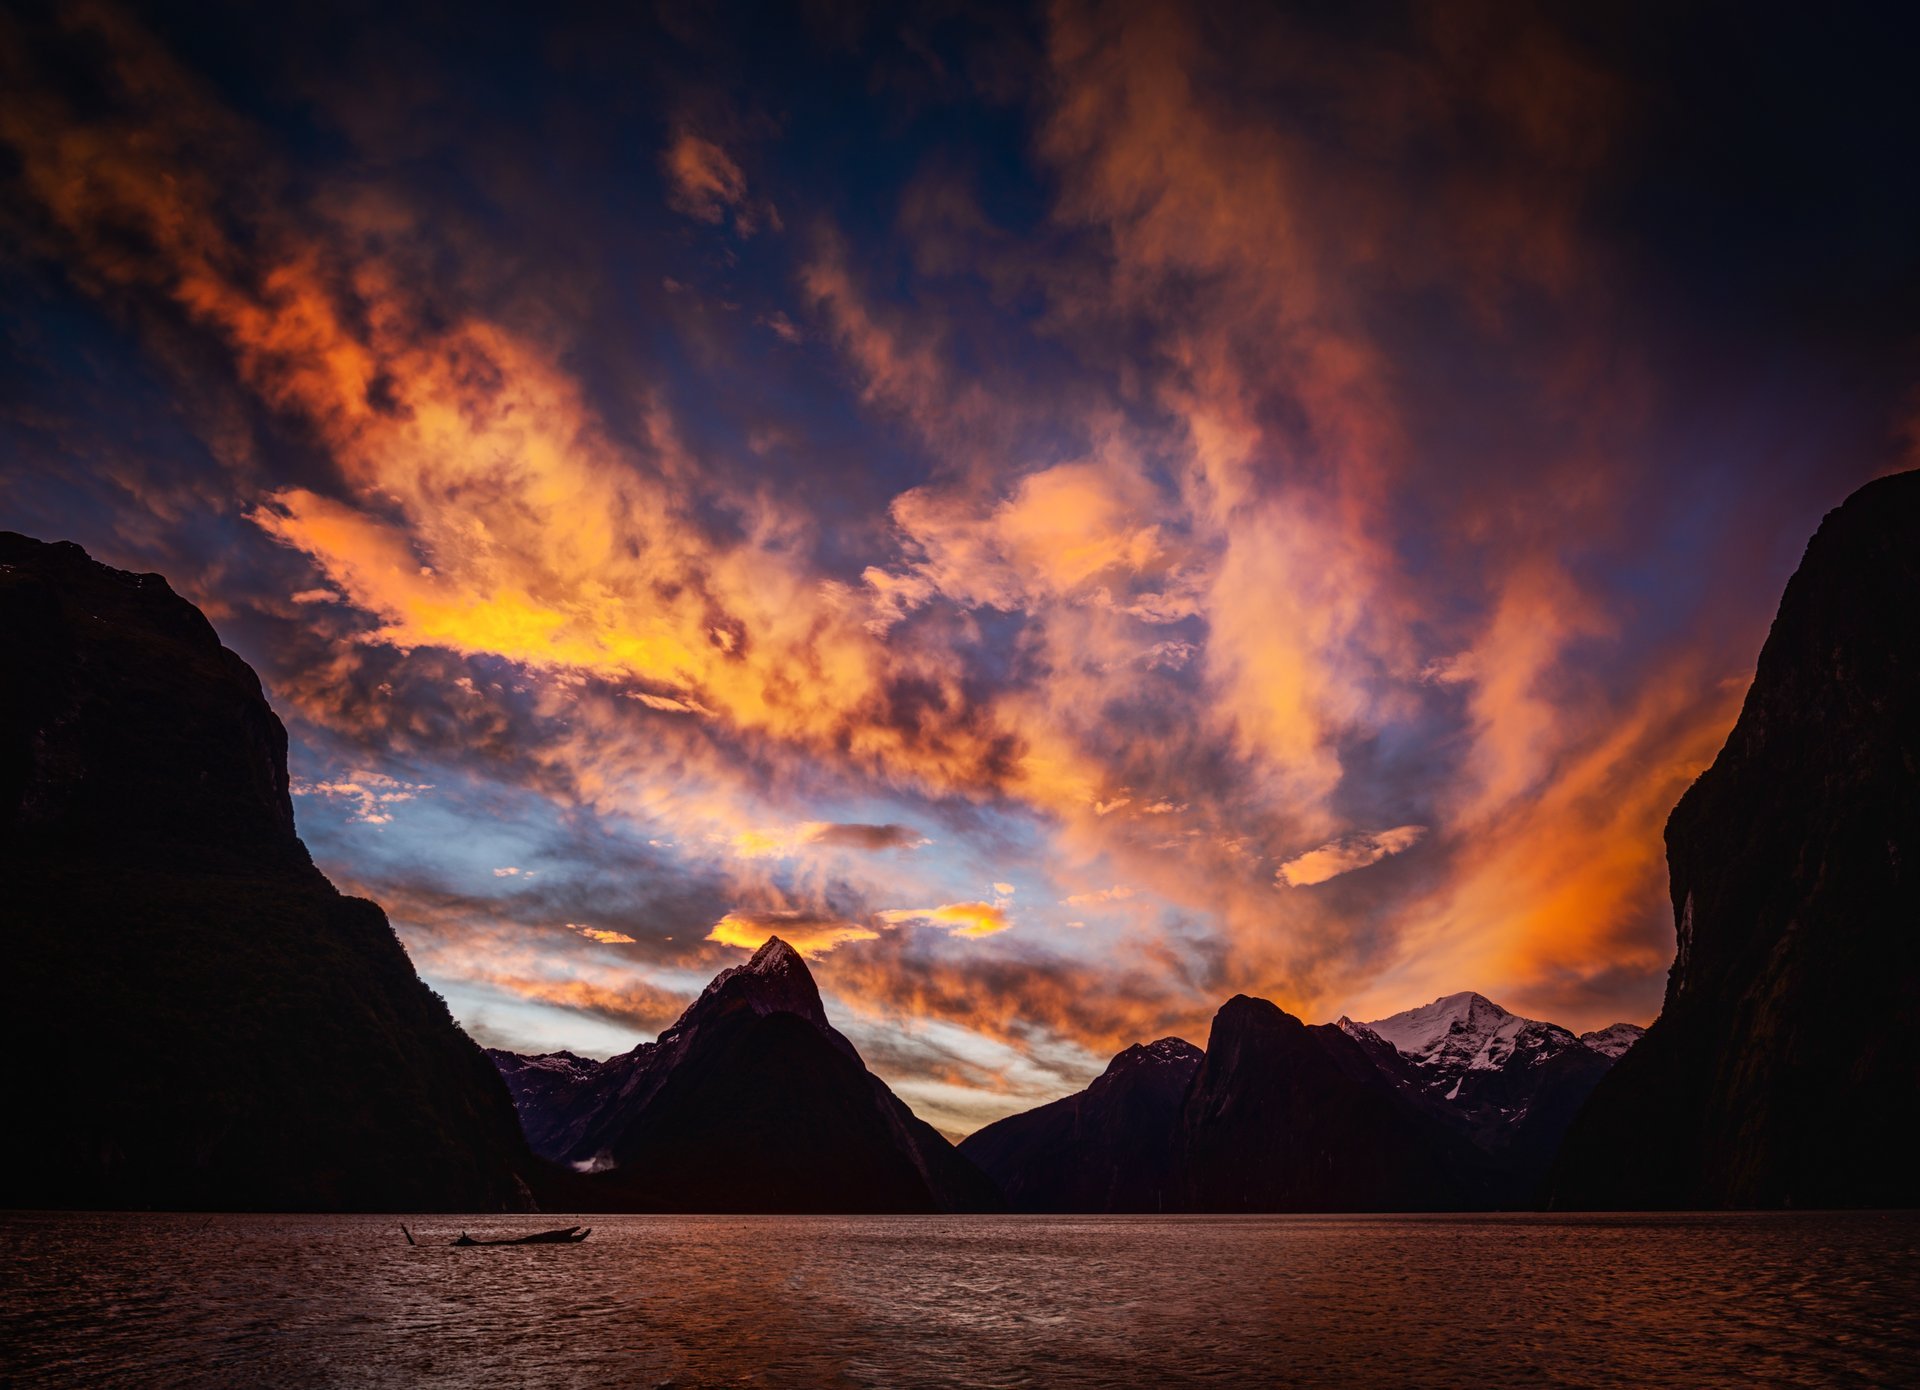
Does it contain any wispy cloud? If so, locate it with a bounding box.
[568,923,637,945]
[876,902,1013,940]
[291,770,432,825]
[1277,827,1427,888]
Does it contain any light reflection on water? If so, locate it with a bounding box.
[3,1211,1917,1387]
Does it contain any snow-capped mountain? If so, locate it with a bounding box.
[1578,1022,1647,1060]
[1350,992,1644,1090]
[1337,992,1645,1195]
[1365,992,1583,1093]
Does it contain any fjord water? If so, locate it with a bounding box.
[3,1212,1916,1387]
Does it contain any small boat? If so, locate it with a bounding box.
[451,1225,591,1247]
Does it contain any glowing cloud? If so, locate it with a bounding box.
[1061,886,1139,907]
[661,130,764,233]
[567,923,637,945]
[707,909,880,957]
[877,903,1013,940]
[1278,826,1428,888]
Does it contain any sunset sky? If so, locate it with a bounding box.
[4,0,1915,1135]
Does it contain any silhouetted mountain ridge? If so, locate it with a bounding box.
[1173,995,1507,1211]
[971,988,1641,1212]
[1551,469,1920,1209]
[491,938,1001,1213]
[960,1037,1201,1212]
[0,532,534,1212]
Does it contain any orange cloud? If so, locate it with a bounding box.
[706,909,880,957]
[817,939,1208,1062]
[568,924,637,946]
[1060,885,1139,907]
[663,131,745,220]
[1277,826,1427,888]
[876,902,1012,940]
[661,129,775,235]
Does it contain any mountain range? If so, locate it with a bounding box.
[5,465,1912,1214]
[961,990,1640,1211]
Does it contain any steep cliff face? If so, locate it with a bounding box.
[1550,470,1920,1209]
[1172,997,1500,1212]
[959,1038,1202,1212]
[0,533,533,1212]
[492,938,1002,1213]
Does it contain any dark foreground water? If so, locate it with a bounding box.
[3,1211,1917,1387]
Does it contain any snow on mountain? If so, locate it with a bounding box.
[1345,991,1633,1192]
[515,1050,599,1078]
[1578,1022,1647,1060]
[1364,992,1582,1077]
[1335,1017,1388,1049]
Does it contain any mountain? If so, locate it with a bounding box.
[489,938,1003,1213]
[1550,470,1920,1209]
[961,990,1644,1214]
[1579,1024,1645,1060]
[1340,993,1640,1193]
[1171,996,1501,1211]
[958,1037,1201,1212]
[487,1051,604,1157]
[0,533,533,1211]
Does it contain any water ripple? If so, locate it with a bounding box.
[3,1211,1917,1387]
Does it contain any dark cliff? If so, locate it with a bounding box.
[1549,470,1920,1209]
[1172,996,1500,1212]
[0,533,534,1212]
[959,1037,1202,1212]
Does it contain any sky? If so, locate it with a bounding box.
[3,0,1916,1136]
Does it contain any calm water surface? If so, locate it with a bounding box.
[3,1211,1917,1387]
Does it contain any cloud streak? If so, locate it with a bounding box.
[1277,827,1427,888]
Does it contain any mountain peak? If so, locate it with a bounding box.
[487,935,999,1213]
[675,934,847,1057]
[1578,1022,1647,1061]
[1105,1037,1203,1076]
[1434,990,1506,1017]
[745,935,806,974]
[1335,1016,1388,1049]
[1,530,306,871]
[1364,991,1576,1075]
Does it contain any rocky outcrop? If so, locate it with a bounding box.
[0,533,534,1211]
[959,1037,1201,1212]
[491,938,1003,1213]
[1549,470,1920,1209]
